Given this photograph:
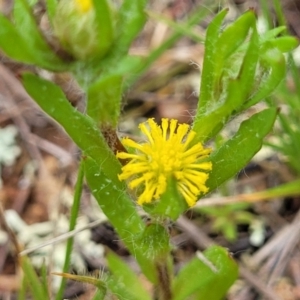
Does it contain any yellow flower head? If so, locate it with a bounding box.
[117,118,212,207]
[74,0,93,13]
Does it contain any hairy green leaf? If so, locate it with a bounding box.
[92,0,114,58]
[84,157,157,283]
[172,246,238,300]
[22,73,122,184]
[206,108,278,192]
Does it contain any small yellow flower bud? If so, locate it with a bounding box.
[52,0,110,60]
[74,0,92,13]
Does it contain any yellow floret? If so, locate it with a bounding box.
[117,118,212,206]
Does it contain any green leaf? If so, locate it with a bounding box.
[137,223,171,260]
[116,0,147,54]
[106,251,151,300]
[45,0,57,23]
[13,0,68,71]
[21,257,49,300]
[222,222,238,242]
[193,11,259,142]
[22,73,122,184]
[172,246,238,300]
[87,75,123,127]
[197,9,228,110]
[214,10,256,77]
[206,108,278,192]
[55,160,85,300]
[236,26,259,102]
[193,26,260,142]
[244,179,300,200]
[18,275,27,300]
[84,157,157,283]
[125,2,217,89]
[146,10,204,43]
[242,45,286,110]
[0,14,36,63]
[260,26,286,41]
[268,36,299,53]
[92,0,114,58]
[235,211,255,224]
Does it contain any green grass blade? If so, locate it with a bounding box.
[21,257,49,300]
[55,160,85,300]
[124,2,216,89]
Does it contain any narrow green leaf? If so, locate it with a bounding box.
[206,108,278,192]
[172,246,238,300]
[13,0,68,71]
[125,2,217,89]
[84,158,143,238]
[55,160,85,300]
[260,26,286,41]
[0,14,35,63]
[289,54,300,105]
[87,75,123,127]
[222,222,237,242]
[17,275,27,300]
[193,79,246,143]
[84,157,157,283]
[40,263,49,297]
[237,26,259,100]
[197,9,228,110]
[193,27,259,142]
[22,73,122,185]
[214,10,256,73]
[21,257,49,300]
[45,0,57,23]
[106,251,151,300]
[147,10,204,43]
[243,46,286,110]
[92,0,114,58]
[272,0,287,29]
[246,179,300,200]
[268,36,299,53]
[116,0,147,53]
[258,0,272,29]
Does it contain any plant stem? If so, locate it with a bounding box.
[55,158,84,300]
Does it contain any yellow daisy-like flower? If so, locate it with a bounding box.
[74,0,92,13]
[117,118,212,207]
